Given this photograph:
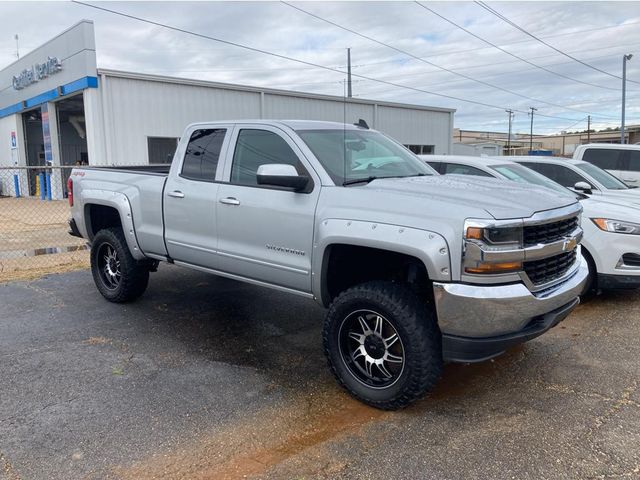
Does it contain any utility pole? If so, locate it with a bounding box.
[347,48,352,98]
[528,107,537,153]
[587,115,591,143]
[505,109,514,155]
[14,34,19,59]
[621,54,633,144]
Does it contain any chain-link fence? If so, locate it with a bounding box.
[0,166,88,282]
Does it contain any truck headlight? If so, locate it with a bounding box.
[464,221,523,246]
[464,219,524,275]
[591,218,640,235]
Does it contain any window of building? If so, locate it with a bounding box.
[148,137,179,164]
[581,148,623,171]
[405,145,435,155]
[181,129,226,181]
[443,163,493,177]
[231,129,305,186]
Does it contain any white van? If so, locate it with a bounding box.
[574,144,640,187]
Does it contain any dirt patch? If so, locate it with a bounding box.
[114,388,386,480]
[0,197,88,282]
[0,253,89,283]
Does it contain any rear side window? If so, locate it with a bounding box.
[181,129,226,181]
[626,151,640,172]
[231,129,305,186]
[443,163,493,177]
[523,163,586,188]
[582,148,623,171]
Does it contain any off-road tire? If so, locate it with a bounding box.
[91,227,149,303]
[323,281,443,410]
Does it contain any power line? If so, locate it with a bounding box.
[416,2,623,94]
[475,1,640,86]
[282,1,612,118]
[71,0,581,121]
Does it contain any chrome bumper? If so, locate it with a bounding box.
[433,255,589,338]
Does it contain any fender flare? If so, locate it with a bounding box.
[80,189,146,260]
[312,219,452,306]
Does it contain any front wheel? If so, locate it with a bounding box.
[323,281,443,410]
[91,227,150,303]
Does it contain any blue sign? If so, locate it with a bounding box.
[10,131,16,149]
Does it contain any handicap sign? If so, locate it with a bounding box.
[10,131,17,149]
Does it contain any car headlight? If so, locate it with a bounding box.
[591,218,640,235]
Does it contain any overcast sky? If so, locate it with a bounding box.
[1,1,639,135]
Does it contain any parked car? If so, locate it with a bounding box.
[424,155,640,292]
[68,120,588,409]
[504,156,640,205]
[574,143,640,187]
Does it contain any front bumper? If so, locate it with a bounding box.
[433,254,588,340]
[442,297,578,363]
[598,273,640,290]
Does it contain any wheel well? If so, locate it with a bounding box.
[322,244,431,306]
[85,204,122,240]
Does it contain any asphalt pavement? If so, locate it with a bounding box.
[1,265,639,479]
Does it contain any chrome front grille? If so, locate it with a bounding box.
[523,216,579,247]
[524,250,577,286]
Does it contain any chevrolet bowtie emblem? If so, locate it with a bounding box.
[562,238,577,252]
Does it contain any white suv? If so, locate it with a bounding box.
[574,143,640,187]
[423,155,640,293]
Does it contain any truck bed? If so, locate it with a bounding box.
[81,165,171,175]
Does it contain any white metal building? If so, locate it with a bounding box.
[0,20,455,198]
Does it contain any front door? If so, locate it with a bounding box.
[215,126,320,293]
[163,127,231,268]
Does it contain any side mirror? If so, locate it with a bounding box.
[573,181,593,194]
[256,164,310,192]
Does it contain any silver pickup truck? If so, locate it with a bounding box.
[68,120,588,409]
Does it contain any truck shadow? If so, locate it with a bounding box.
[134,265,533,407]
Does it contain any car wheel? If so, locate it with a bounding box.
[323,281,442,410]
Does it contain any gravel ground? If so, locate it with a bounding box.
[1,265,639,480]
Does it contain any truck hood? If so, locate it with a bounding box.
[362,175,578,220]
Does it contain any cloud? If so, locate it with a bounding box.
[1,1,639,134]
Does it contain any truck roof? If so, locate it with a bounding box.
[185,119,368,131]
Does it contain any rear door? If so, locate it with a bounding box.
[163,126,232,268]
[215,125,320,293]
[581,147,623,181]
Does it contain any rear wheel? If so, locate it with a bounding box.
[323,281,442,410]
[91,227,149,303]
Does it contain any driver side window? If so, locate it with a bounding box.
[230,129,305,186]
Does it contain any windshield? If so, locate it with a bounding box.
[576,162,628,190]
[491,164,576,198]
[296,129,435,185]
